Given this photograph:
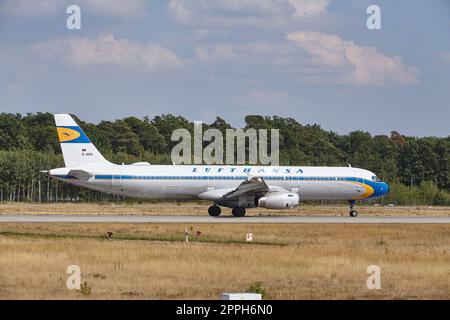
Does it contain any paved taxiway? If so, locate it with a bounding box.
[0,215,449,224]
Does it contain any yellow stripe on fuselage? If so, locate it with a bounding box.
[352,182,375,200]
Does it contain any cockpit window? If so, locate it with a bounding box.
[372,176,381,182]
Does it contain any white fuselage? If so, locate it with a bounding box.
[50,164,388,202]
[49,114,390,216]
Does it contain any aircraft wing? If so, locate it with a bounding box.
[199,175,269,201]
[222,175,269,198]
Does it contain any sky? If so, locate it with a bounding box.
[0,0,449,137]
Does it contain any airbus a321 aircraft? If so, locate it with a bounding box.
[48,114,389,217]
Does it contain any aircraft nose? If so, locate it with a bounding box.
[382,182,389,195]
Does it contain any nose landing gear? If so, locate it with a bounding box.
[349,200,358,217]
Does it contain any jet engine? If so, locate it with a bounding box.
[257,192,299,209]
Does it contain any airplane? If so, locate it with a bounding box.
[48,114,389,217]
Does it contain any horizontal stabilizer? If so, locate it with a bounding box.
[67,169,93,180]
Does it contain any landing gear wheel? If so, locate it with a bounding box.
[231,207,246,217]
[208,205,221,217]
[348,200,358,217]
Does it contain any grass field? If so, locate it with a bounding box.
[0,222,449,299]
[0,202,449,216]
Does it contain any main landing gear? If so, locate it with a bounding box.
[208,205,246,217]
[349,200,358,217]
[208,205,221,217]
[232,206,246,217]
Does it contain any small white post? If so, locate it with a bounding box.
[221,293,262,300]
[185,228,189,243]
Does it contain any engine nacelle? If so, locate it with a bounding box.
[257,192,299,209]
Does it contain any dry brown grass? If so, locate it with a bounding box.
[0,202,449,216]
[0,223,449,299]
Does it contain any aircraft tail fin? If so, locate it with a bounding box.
[54,114,111,167]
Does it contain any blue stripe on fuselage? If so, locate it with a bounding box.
[92,174,389,198]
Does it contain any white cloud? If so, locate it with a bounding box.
[194,32,418,86]
[32,33,183,72]
[195,42,298,66]
[288,0,330,18]
[286,31,418,85]
[1,0,146,17]
[168,0,330,27]
[168,0,192,23]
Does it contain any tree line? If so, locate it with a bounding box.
[0,112,449,205]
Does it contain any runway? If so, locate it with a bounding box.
[0,215,449,224]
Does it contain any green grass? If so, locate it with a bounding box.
[0,231,287,246]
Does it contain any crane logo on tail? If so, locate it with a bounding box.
[57,127,90,143]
